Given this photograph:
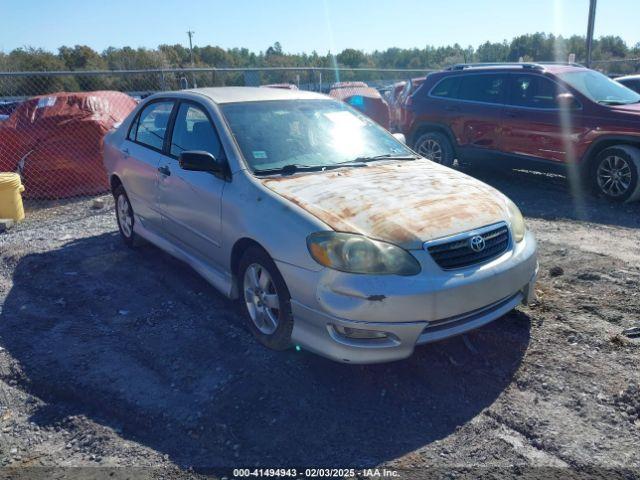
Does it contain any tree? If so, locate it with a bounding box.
[266,42,283,57]
[158,44,191,67]
[1,33,638,96]
[4,47,79,95]
[476,41,510,62]
[565,35,586,61]
[58,45,108,90]
[198,45,232,67]
[594,36,628,59]
[58,45,105,70]
[336,48,366,68]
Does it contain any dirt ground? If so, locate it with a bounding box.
[0,165,639,479]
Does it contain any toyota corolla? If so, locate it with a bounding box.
[103,87,538,363]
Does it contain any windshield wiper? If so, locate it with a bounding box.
[253,162,366,176]
[348,153,420,163]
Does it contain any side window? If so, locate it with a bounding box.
[134,101,174,150]
[457,74,506,104]
[127,115,140,141]
[509,75,562,109]
[431,76,460,98]
[170,103,223,158]
[629,80,640,94]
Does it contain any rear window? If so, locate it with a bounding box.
[457,74,505,104]
[430,77,460,98]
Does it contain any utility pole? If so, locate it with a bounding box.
[187,30,195,66]
[585,0,597,68]
[186,30,197,88]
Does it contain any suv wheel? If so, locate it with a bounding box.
[591,146,640,202]
[414,131,454,167]
[238,246,294,351]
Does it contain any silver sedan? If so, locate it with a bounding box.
[103,87,538,363]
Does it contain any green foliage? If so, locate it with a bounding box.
[337,48,367,68]
[2,47,79,95]
[1,35,638,96]
[2,34,637,73]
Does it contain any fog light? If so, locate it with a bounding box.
[333,325,389,340]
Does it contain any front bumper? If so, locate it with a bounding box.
[278,229,538,364]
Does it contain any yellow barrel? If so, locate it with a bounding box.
[0,173,25,221]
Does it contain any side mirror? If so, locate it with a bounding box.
[557,92,578,109]
[392,133,406,144]
[179,151,221,173]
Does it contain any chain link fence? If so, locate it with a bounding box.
[0,67,429,210]
[1,59,637,211]
[592,57,640,77]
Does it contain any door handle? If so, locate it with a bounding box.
[121,147,130,156]
[506,111,520,118]
[445,105,460,112]
[158,165,171,176]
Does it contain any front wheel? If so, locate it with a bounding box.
[114,185,143,247]
[414,131,455,167]
[591,146,640,202]
[238,246,294,351]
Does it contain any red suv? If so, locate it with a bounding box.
[401,63,640,202]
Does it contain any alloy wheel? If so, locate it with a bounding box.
[116,194,133,238]
[243,263,280,335]
[597,155,632,197]
[417,139,443,163]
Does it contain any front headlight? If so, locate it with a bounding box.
[505,198,526,243]
[307,232,421,275]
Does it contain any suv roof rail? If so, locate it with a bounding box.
[447,63,542,71]
[447,61,584,71]
[535,61,585,67]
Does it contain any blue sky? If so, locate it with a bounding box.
[1,0,638,54]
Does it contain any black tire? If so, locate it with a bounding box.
[113,185,143,247]
[413,131,455,167]
[590,146,640,203]
[238,246,294,351]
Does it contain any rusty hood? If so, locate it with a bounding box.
[261,159,510,249]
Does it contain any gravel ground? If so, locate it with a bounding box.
[0,166,639,479]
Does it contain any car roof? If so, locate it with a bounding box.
[539,64,587,74]
[184,86,327,104]
[616,74,640,81]
[442,63,587,75]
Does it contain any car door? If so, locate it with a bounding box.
[446,73,507,153]
[156,100,227,266]
[501,73,579,163]
[120,99,175,231]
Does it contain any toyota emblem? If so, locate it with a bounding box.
[469,235,486,252]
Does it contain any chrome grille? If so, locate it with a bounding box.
[426,223,510,269]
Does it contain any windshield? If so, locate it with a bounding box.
[557,70,640,105]
[221,99,414,173]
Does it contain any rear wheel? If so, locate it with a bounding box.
[591,146,640,202]
[414,131,455,167]
[238,246,294,351]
